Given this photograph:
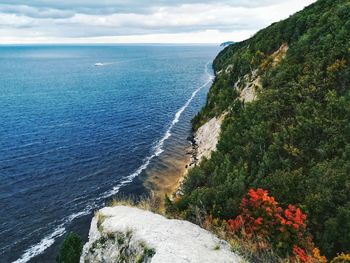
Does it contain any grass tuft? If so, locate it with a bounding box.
[109,192,163,214]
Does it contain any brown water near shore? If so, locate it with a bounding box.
[143,144,191,197]
[144,112,227,199]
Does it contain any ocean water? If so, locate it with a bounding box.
[0,44,219,262]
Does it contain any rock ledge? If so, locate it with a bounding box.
[81,206,241,263]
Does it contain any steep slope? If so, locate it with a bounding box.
[175,0,350,258]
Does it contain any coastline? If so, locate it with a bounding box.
[144,112,227,199]
[143,61,217,199]
[143,149,191,197]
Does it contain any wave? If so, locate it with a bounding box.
[13,61,214,263]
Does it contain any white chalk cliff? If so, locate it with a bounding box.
[81,206,242,263]
[194,113,226,164]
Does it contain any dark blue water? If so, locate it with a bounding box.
[0,45,219,262]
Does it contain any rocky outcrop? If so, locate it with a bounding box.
[81,206,242,263]
[271,43,289,67]
[174,113,227,197]
[233,43,289,103]
[194,113,227,164]
[234,69,261,103]
[187,112,227,170]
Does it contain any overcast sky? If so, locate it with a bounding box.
[0,0,316,44]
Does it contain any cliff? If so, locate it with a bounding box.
[80,206,242,263]
[173,0,350,259]
[188,112,226,168]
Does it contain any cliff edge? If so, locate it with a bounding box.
[80,206,242,263]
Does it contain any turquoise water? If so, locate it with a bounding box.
[0,45,218,262]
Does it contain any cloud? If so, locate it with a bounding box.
[0,1,300,15]
[0,5,74,19]
[0,0,316,43]
[0,13,36,28]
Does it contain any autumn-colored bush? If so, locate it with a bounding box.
[330,253,350,263]
[291,246,327,263]
[226,188,326,262]
[292,246,309,263]
[313,248,328,263]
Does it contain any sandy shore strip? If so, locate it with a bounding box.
[144,112,227,199]
[143,152,191,197]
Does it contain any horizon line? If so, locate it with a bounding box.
[0,42,225,46]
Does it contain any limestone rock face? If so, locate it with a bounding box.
[194,113,226,164]
[81,206,242,263]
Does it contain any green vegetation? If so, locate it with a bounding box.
[96,212,106,232]
[137,241,156,263]
[330,253,350,263]
[172,0,350,259]
[86,229,155,263]
[56,232,83,263]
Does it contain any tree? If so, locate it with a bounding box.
[56,232,83,263]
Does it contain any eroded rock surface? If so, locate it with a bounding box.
[81,206,241,263]
[194,113,226,164]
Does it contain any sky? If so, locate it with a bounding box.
[0,0,317,44]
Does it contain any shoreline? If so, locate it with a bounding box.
[144,112,227,200]
[143,61,216,199]
[143,145,191,197]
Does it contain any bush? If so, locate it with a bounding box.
[330,253,350,263]
[226,188,326,262]
[56,232,83,263]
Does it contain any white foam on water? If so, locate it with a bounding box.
[13,225,65,263]
[13,61,214,263]
[101,61,214,199]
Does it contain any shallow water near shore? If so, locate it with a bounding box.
[0,44,219,262]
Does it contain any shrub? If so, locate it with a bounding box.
[330,253,350,263]
[56,232,83,263]
[226,188,325,262]
[291,246,327,263]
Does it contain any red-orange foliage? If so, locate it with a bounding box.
[291,246,328,263]
[293,245,309,262]
[227,188,325,262]
[227,188,283,236]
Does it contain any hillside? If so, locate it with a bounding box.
[172,0,350,259]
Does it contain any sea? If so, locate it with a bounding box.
[0,44,219,262]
